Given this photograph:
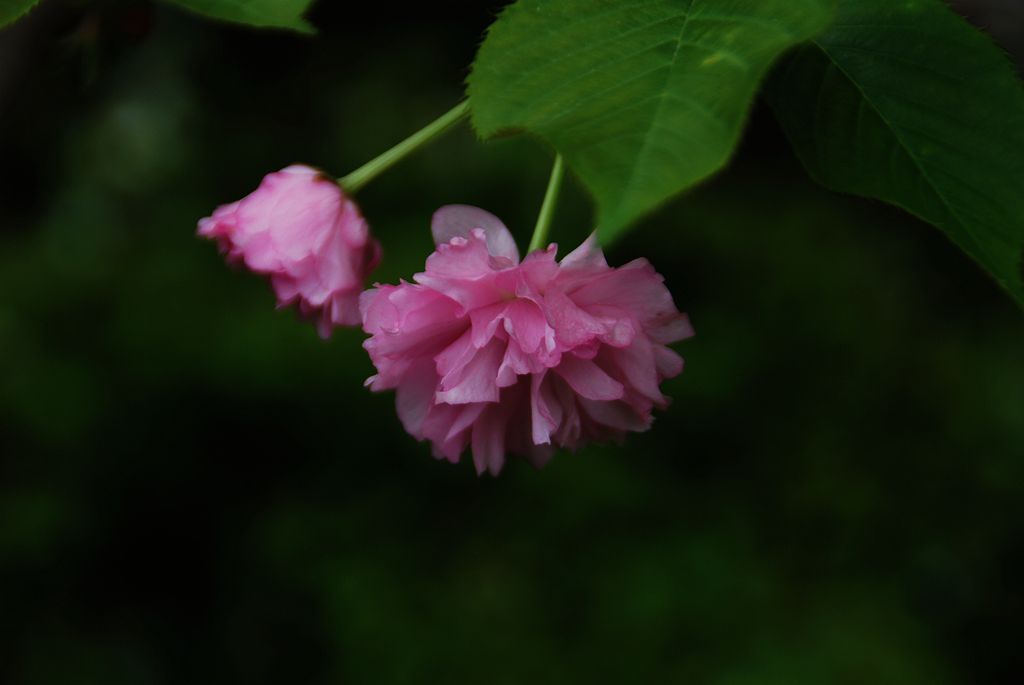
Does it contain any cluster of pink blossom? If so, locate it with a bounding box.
[199,165,692,474]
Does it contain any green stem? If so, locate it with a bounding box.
[528,154,565,253]
[339,100,470,194]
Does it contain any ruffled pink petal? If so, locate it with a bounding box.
[498,339,546,383]
[502,299,549,354]
[471,392,520,475]
[432,204,520,264]
[571,259,687,339]
[361,284,465,390]
[543,287,609,350]
[421,403,478,463]
[654,345,685,379]
[530,372,562,445]
[551,377,583,449]
[468,301,509,348]
[446,403,487,444]
[559,232,607,270]
[603,337,664,406]
[513,247,561,295]
[579,398,651,434]
[554,355,624,401]
[435,329,477,385]
[414,229,507,311]
[395,361,438,439]
[435,338,505,405]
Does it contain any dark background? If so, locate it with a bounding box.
[1,1,1022,682]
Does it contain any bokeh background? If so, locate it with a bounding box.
[2,1,1023,682]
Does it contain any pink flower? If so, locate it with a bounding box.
[360,205,694,475]
[198,165,381,338]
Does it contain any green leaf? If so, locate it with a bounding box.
[0,0,40,28]
[765,0,1024,307]
[468,0,836,242]
[163,0,316,34]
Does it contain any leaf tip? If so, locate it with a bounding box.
[0,0,42,29]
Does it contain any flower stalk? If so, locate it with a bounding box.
[340,100,471,194]
[528,154,565,253]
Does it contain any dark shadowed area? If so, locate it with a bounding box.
[1,1,1022,683]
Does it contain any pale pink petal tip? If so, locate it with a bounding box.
[361,207,693,475]
[431,204,519,264]
[197,164,381,338]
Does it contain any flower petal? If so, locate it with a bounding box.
[579,398,651,433]
[559,232,607,270]
[395,361,438,439]
[530,372,563,445]
[415,230,507,311]
[431,204,520,263]
[435,338,505,405]
[471,404,509,475]
[554,355,624,401]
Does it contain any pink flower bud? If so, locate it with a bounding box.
[361,205,693,475]
[198,165,382,338]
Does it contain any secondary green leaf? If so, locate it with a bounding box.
[0,0,40,28]
[163,0,316,33]
[468,0,836,242]
[765,0,1024,307]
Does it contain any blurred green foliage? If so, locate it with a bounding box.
[1,2,1022,684]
